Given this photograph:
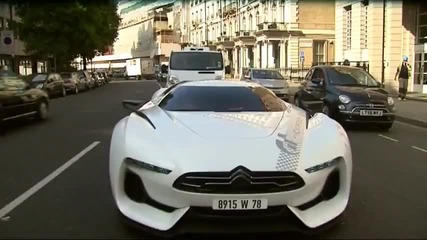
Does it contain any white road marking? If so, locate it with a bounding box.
[378,134,399,142]
[0,141,100,219]
[395,121,427,131]
[411,146,427,153]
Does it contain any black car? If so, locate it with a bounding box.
[30,73,66,98]
[0,70,50,123]
[294,65,395,130]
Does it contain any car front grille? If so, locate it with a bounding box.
[173,166,305,194]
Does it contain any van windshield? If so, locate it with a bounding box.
[170,52,223,71]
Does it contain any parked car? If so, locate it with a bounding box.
[77,70,95,90]
[0,70,49,124]
[60,72,86,94]
[29,73,66,98]
[90,71,103,87]
[241,68,290,102]
[100,72,110,83]
[294,65,395,130]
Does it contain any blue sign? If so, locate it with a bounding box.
[300,50,304,58]
[3,37,12,45]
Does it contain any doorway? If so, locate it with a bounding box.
[413,43,427,93]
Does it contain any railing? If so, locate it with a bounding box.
[257,22,286,31]
[217,35,232,42]
[235,30,254,37]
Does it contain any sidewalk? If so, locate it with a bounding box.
[393,99,427,128]
[406,92,427,102]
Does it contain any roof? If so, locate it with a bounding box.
[180,80,260,88]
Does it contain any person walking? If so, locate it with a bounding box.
[394,55,412,101]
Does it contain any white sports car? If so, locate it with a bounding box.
[109,80,352,237]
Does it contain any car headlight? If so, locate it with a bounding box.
[338,95,351,104]
[36,84,44,89]
[169,75,179,84]
[387,96,394,105]
[125,158,172,174]
[305,157,340,173]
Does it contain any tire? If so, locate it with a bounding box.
[61,87,67,97]
[74,86,79,94]
[294,96,301,107]
[378,122,393,131]
[35,101,49,120]
[322,104,331,117]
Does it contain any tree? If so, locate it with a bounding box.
[15,0,120,70]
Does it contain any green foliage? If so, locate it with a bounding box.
[15,1,120,63]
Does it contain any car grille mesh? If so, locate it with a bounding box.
[173,166,305,194]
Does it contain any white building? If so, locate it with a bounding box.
[184,0,336,79]
[86,0,181,74]
[335,0,427,94]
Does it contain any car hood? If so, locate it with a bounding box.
[254,78,287,88]
[123,105,314,171]
[333,86,389,102]
[165,111,284,139]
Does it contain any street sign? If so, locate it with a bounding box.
[0,30,14,54]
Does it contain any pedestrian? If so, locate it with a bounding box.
[394,55,412,101]
[343,59,350,66]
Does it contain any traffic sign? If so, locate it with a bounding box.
[300,50,304,58]
[0,30,14,54]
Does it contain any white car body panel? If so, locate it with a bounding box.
[110,80,352,233]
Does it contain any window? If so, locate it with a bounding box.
[313,41,325,64]
[169,52,223,70]
[158,86,286,112]
[249,14,253,31]
[31,74,48,82]
[327,67,381,87]
[256,11,260,26]
[343,5,352,50]
[360,1,368,48]
[0,70,27,91]
[252,70,285,79]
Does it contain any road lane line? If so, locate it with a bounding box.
[411,146,427,153]
[395,121,427,131]
[378,134,399,142]
[0,141,101,219]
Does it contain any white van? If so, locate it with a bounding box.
[163,47,229,87]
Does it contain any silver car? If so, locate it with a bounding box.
[241,68,290,102]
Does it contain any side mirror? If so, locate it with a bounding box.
[122,100,156,129]
[161,64,168,73]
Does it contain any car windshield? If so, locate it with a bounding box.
[158,86,286,112]
[60,73,71,78]
[31,74,48,82]
[170,52,223,71]
[327,67,381,87]
[252,70,284,80]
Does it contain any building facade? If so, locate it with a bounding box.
[335,0,427,93]
[0,3,50,75]
[86,0,181,72]
[184,0,335,79]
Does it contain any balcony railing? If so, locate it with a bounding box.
[217,35,233,42]
[235,30,254,37]
[257,22,287,31]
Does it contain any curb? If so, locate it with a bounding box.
[405,96,427,103]
[395,115,427,128]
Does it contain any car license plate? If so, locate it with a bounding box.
[212,198,268,210]
[360,110,383,116]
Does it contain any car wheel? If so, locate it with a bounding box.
[61,87,67,97]
[74,86,79,94]
[322,104,331,117]
[36,101,49,120]
[294,96,301,107]
[378,122,393,131]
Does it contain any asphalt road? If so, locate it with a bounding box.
[1,80,427,239]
